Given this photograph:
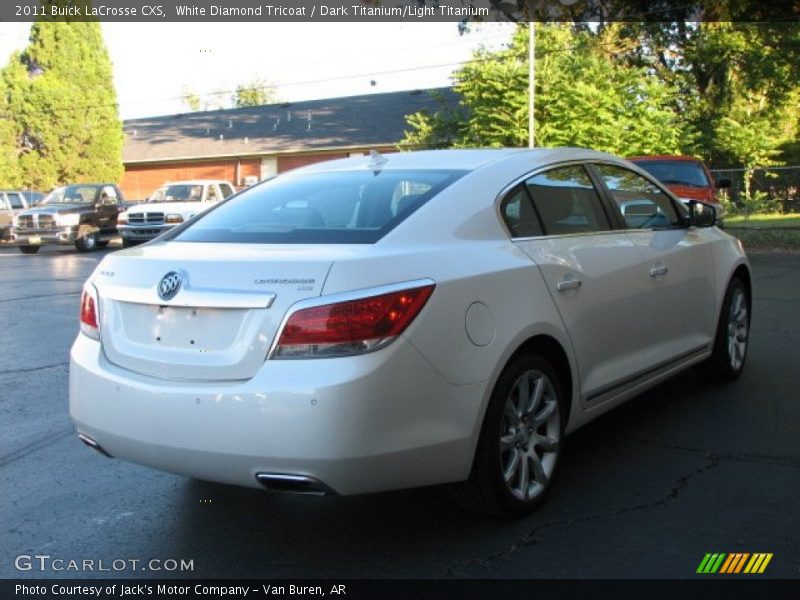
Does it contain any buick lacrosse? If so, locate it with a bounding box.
[70,148,751,514]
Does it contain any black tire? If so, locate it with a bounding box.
[121,238,137,248]
[75,232,97,253]
[96,240,109,248]
[19,245,40,254]
[455,354,565,516]
[698,277,750,382]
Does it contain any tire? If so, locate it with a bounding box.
[96,240,109,248]
[121,238,137,248]
[19,245,40,254]
[75,232,97,253]
[456,354,565,516]
[698,277,750,382]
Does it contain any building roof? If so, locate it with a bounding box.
[123,88,459,164]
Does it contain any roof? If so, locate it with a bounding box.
[159,179,233,185]
[123,88,459,164]
[292,147,624,174]
[628,155,705,163]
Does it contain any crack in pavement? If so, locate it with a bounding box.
[0,362,69,376]
[445,454,721,577]
[0,427,75,468]
[630,437,800,468]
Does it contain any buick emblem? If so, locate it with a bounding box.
[158,271,183,301]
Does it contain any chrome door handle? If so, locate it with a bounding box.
[557,278,582,292]
[649,265,668,277]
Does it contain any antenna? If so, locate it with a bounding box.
[367,149,388,173]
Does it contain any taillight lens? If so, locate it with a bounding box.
[80,285,100,340]
[272,284,435,359]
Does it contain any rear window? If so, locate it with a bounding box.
[632,160,710,188]
[171,169,465,244]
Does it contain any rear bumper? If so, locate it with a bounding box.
[119,224,174,241]
[69,334,484,495]
[11,226,78,245]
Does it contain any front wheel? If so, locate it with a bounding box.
[456,354,565,515]
[698,277,750,381]
[75,232,97,253]
[19,245,40,254]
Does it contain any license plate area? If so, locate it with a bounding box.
[28,236,41,245]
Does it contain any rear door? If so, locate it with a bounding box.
[591,163,715,365]
[506,163,655,404]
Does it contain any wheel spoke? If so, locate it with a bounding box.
[529,452,547,485]
[518,454,530,496]
[503,449,520,483]
[504,401,520,427]
[499,433,515,451]
[528,376,544,415]
[534,433,559,452]
[533,400,556,426]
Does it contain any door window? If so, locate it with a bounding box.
[525,165,610,235]
[594,164,680,229]
[219,183,234,198]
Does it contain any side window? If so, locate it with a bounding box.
[219,183,234,198]
[594,164,680,229]
[501,185,543,238]
[0,195,9,210]
[8,193,24,209]
[526,165,610,235]
[207,185,219,202]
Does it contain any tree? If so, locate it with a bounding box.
[232,78,278,108]
[0,14,123,190]
[401,24,685,155]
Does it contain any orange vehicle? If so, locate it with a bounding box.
[629,155,731,219]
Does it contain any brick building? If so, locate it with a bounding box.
[121,88,457,200]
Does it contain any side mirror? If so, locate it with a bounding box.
[689,201,716,228]
[716,177,732,189]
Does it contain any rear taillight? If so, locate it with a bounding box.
[80,285,100,340]
[272,283,435,359]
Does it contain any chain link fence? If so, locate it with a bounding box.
[710,166,800,216]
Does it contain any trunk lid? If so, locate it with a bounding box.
[94,241,360,381]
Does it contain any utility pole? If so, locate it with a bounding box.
[528,22,535,148]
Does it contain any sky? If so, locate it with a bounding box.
[0,22,514,120]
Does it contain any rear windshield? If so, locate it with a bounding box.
[632,160,710,188]
[171,169,465,244]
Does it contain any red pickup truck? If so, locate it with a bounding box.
[629,155,731,220]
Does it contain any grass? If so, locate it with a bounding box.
[724,213,800,252]
[725,213,800,229]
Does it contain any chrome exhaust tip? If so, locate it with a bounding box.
[255,473,335,496]
[77,433,113,458]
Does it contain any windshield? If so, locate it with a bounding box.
[632,160,710,188]
[43,185,99,205]
[171,169,466,244]
[149,184,204,203]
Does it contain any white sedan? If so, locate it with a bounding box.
[70,148,751,514]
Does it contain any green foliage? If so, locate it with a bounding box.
[0,17,123,189]
[402,24,686,155]
[232,79,278,108]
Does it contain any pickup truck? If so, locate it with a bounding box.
[1,190,44,241]
[11,183,129,254]
[117,180,235,247]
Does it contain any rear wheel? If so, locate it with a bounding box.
[699,277,750,381]
[19,245,40,254]
[456,354,565,515]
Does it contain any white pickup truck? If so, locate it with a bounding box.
[117,180,236,247]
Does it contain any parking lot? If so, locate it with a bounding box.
[1,243,798,579]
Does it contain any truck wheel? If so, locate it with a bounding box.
[75,232,97,253]
[19,245,40,254]
[96,240,109,248]
[121,238,137,248]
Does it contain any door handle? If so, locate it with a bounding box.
[649,265,668,277]
[557,278,582,292]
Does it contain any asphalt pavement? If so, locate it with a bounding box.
[1,243,798,579]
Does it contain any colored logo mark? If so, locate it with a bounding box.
[696,553,773,574]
